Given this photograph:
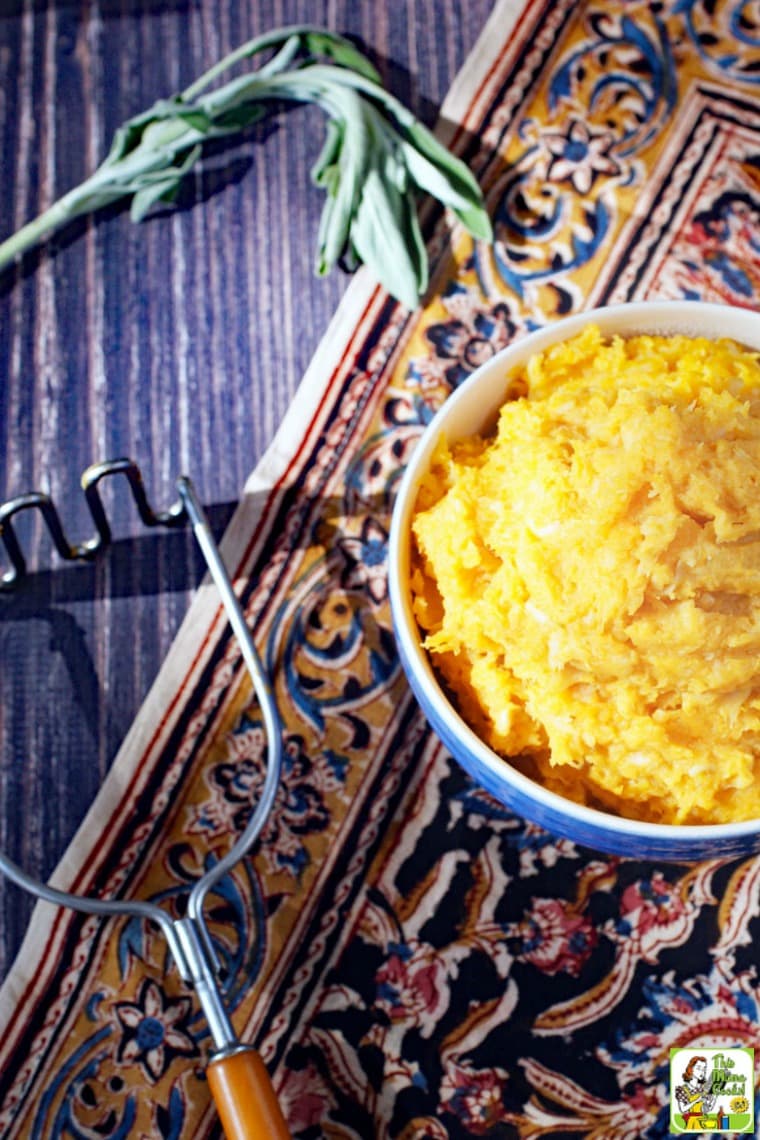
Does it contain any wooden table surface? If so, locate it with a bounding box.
[0,1,495,977]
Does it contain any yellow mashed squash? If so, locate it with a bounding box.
[411,323,760,826]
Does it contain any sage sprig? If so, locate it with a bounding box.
[0,26,492,309]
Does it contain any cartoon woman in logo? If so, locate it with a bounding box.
[675,1055,717,1129]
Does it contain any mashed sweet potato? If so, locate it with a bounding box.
[411,323,760,825]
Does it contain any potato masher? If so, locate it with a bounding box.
[0,466,290,1139]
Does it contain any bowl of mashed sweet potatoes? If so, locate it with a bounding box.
[388,301,760,859]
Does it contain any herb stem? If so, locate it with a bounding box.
[0,176,100,269]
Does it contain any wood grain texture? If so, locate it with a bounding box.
[0,1,495,975]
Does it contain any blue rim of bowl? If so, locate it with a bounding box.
[388,301,760,860]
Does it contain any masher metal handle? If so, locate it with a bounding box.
[174,916,291,1137]
[175,481,291,1137]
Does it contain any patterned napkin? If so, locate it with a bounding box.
[2,0,760,1135]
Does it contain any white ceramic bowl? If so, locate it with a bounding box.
[389,301,760,860]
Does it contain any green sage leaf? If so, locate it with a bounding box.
[350,165,426,311]
[130,178,180,222]
[311,117,343,190]
[298,29,381,82]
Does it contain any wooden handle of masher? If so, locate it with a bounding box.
[207,1047,291,1139]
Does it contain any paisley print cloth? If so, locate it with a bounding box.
[3,0,760,1135]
